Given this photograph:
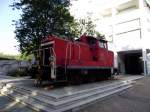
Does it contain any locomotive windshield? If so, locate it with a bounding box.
[99,41,107,49]
[87,36,97,45]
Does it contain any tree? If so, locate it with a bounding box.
[12,0,78,55]
[76,17,96,36]
[76,17,106,40]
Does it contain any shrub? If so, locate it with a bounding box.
[7,69,29,77]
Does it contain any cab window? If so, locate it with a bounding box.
[87,36,97,45]
[99,41,106,49]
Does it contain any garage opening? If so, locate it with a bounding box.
[118,50,144,75]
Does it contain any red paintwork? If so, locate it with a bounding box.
[41,35,114,69]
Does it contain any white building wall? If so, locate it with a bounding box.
[139,0,150,75]
[114,30,142,51]
[70,0,150,75]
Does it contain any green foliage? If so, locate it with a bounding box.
[76,17,96,36]
[75,17,106,39]
[7,69,29,77]
[95,31,106,40]
[19,52,33,61]
[11,0,78,55]
[0,52,18,60]
[0,52,33,61]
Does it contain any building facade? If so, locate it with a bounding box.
[70,0,150,75]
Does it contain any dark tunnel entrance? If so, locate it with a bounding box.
[118,50,144,75]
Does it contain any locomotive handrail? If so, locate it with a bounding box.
[50,47,57,80]
[65,42,72,75]
[74,43,81,60]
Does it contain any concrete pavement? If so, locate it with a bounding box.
[0,94,36,112]
[76,76,150,112]
[0,75,144,112]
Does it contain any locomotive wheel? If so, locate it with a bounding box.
[69,74,82,85]
[34,78,43,87]
[35,68,43,87]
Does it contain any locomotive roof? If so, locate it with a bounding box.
[99,38,107,42]
[80,35,107,42]
[75,36,107,44]
[41,35,107,44]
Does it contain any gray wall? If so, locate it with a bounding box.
[0,60,30,75]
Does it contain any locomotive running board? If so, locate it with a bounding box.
[67,66,112,69]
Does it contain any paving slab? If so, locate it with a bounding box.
[0,94,13,109]
[75,76,150,112]
[0,75,143,99]
[15,75,143,97]
[0,74,144,112]
[0,94,36,112]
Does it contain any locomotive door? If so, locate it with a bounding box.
[41,43,56,80]
[41,44,53,66]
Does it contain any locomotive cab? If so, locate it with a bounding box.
[79,35,108,50]
[79,36,109,61]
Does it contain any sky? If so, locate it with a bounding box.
[0,0,139,55]
[0,0,105,55]
[0,0,21,55]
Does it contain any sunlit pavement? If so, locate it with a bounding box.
[0,76,37,111]
[0,74,144,112]
[0,94,36,112]
[76,76,150,112]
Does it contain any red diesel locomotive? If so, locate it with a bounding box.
[35,34,114,84]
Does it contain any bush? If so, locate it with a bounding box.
[27,66,38,79]
[7,69,29,77]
